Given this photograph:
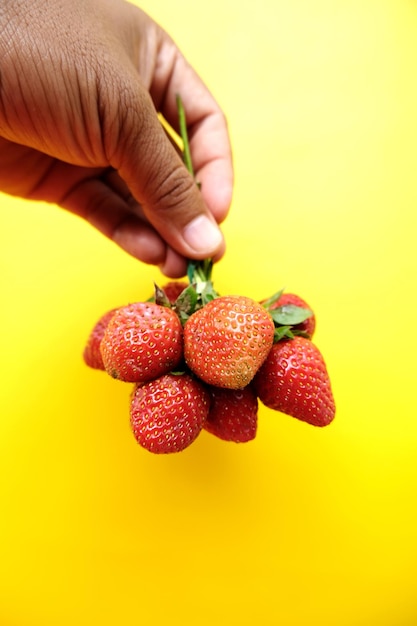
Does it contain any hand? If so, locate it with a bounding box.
[0,0,233,277]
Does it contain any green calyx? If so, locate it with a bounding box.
[153,259,219,324]
[262,295,314,342]
[187,258,219,303]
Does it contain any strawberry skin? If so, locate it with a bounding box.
[205,386,258,443]
[253,337,335,427]
[100,302,183,383]
[130,373,210,453]
[184,295,275,390]
[268,293,316,338]
[83,308,118,370]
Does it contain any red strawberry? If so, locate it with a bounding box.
[161,281,189,304]
[130,373,210,454]
[100,302,183,383]
[205,386,258,443]
[149,281,189,306]
[253,336,335,427]
[267,293,316,338]
[184,295,275,390]
[83,308,118,370]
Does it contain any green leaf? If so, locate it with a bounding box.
[292,329,311,339]
[174,284,199,318]
[261,289,284,309]
[154,283,172,308]
[274,326,295,342]
[270,304,313,326]
[201,284,218,306]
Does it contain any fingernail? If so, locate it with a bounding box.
[182,215,223,254]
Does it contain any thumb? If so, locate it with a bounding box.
[108,86,224,263]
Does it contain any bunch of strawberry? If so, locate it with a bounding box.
[82,96,335,454]
[83,258,335,454]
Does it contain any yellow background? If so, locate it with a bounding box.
[1,1,417,624]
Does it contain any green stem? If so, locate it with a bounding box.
[176,94,214,288]
[176,94,194,178]
[187,258,213,285]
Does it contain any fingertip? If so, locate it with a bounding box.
[182,214,224,256]
[211,237,226,263]
[158,247,188,278]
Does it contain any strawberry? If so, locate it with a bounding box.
[205,386,258,443]
[148,281,189,305]
[265,293,316,339]
[83,308,118,370]
[100,302,183,383]
[253,336,335,427]
[130,373,210,454]
[184,295,275,390]
[161,281,189,304]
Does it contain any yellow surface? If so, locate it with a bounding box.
[1,1,417,624]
